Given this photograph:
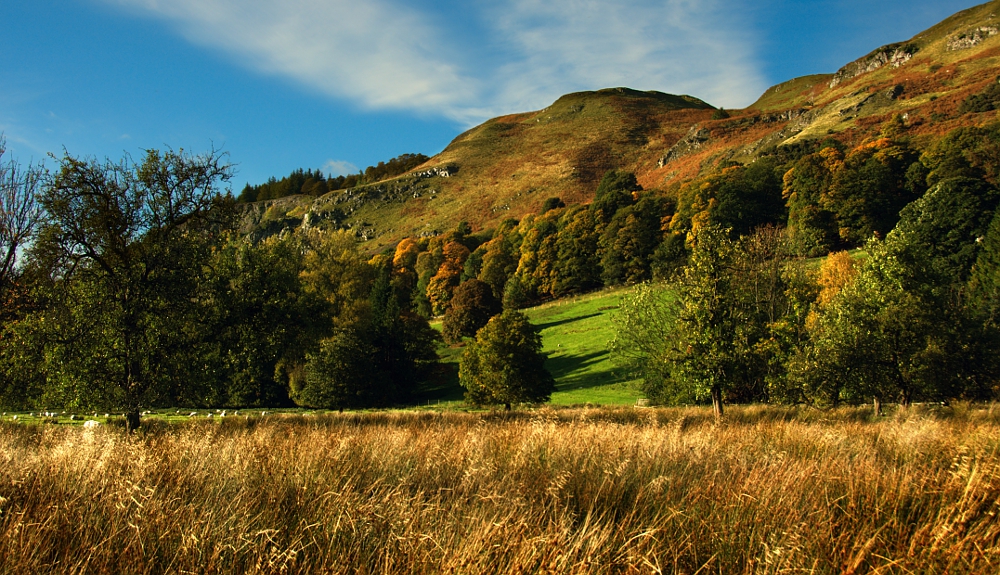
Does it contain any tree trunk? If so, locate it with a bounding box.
[711,386,724,420]
[504,402,511,411]
[873,397,882,417]
[125,410,141,433]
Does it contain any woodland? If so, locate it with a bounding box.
[2,109,1000,429]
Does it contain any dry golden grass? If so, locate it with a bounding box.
[1,405,999,574]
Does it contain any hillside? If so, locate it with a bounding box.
[241,0,1000,249]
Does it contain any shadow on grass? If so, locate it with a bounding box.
[414,362,465,403]
[535,313,603,332]
[546,350,622,391]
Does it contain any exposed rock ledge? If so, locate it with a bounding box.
[829,43,917,88]
[948,27,998,51]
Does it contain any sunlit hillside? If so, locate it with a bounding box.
[240,1,1000,251]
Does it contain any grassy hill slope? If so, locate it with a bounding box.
[241,1,1000,251]
[424,287,643,407]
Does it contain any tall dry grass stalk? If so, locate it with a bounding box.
[1,405,998,574]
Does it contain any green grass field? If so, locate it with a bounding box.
[424,286,644,408]
[524,287,643,405]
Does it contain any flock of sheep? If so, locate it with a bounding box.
[0,409,274,425]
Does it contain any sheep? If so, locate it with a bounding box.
[83,420,100,428]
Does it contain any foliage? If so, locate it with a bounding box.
[591,170,640,223]
[541,196,565,213]
[826,137,924,244]
[792,177,1000,406]
[441,278,501,344]
[237,153,429,202]
[614,226,805,415]
[599,196,668,286]
[301,269,439,410]
[202,233,329,407]
[551,206,601,296]
[22,148,235,430]
[671,159,785,240]
[426,241,470,316]
[958,77,1000,114]
[459,310,554,409]
[782,148,841,256]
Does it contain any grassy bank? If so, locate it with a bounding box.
[429,287,642,407]
[2,404,998,573]
[525,287,641,405]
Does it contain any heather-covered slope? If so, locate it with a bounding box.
[241,1,1000,249]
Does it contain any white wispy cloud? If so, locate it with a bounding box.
[99,0,766,124]
[482,0,765,112]
[323,159,358,177]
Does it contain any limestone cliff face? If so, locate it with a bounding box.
[948,26,998,50]
[828,43,917,88]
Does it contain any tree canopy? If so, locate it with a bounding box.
[459,310,554,410]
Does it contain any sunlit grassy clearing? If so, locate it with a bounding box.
[522,287,642,405]
[426,286,642,407]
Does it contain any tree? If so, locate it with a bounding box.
[792,177,1000,409]
[613,226,798,417]
[476,219,521,300]
[442,278,502,343]
[826,137,923,244]
[782,149,841,256]
[0,136,42,307]
[459,310,554,410]
[426,241,469,315]
[203,233,329,407]
[300,267,439,410]
[552,206,601,295]
[27,148,234,431]
[599,196,666,286]
[591,170,639,223]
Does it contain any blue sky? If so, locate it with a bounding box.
[1,0,980,188]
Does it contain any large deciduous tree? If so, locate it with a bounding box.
[29,148,234,431]
[613,226,803,417]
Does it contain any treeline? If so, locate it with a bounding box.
[4,115,1000,421]
[398,118,1000,410]
[0,147,447,430]
[237,153,429,203]
[0,143,556,429]
[395,122,930,322]
[611,122,1000,413]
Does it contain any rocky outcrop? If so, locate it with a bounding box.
[412,165,458,178]
[829,43,917,88]
[238,169,453,242]
[658,126,711,167]
[948,27,998,50]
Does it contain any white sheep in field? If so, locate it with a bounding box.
[83,420,100,428]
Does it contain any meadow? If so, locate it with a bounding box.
[1,404,998,574]
[426,286,642,407]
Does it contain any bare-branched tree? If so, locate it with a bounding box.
[0,136,43,305]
